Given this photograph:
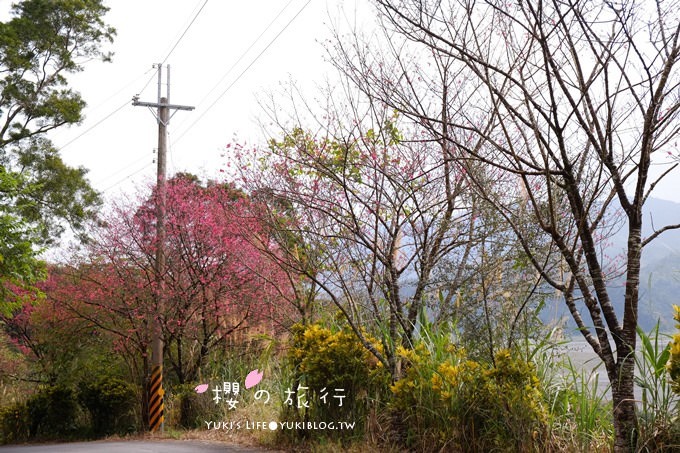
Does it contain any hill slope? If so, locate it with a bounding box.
[549,197,680,334]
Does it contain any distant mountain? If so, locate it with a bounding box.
[548,197,680,334]
[611,197,680,332]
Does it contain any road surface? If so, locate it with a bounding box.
[0,440,271,452]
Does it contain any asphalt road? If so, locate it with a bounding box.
[0,440,270,453]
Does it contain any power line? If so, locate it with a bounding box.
[56,1,210,191]
[58,99,129,151]
[102,162,154,193]
[188,0,296,112]
[82,69,154,117]
[70,0,209,190]
[97,153,154,185]
[172,0,313,145]
[161,0,210,65]
[57,68,157,151]
[56,69,156,189]
[53,68,156,153]
[85,0,302,193]
[137,68,162,99]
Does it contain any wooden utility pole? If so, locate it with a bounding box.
[132,64,194,432]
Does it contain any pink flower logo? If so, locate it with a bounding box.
[245,369,263,389]
[194,383,209,394]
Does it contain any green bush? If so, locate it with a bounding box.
[167,383,218,429]
[1,386,84,443]
[669,305,680,396]
[285,322,389,441]
[79,376,137,437]
[26,385,83,439]
[0,401,29,444]
[391,345,547,452]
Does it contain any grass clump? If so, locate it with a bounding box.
[391,342,548,452]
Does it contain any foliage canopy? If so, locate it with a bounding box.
[0,0,114,307]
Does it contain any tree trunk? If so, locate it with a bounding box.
[611,353,638,452]
[610,222,641,452]
[141,355,150,431]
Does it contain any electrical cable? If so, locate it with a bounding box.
[102,162,154,193]
[161,0,210,65]
[85,0,300,192]
[58,99,129,151]
[83,68,154,117]
[186,0,296,114]
[83,0,211,192]
[172,0,313,145]
[54,68,156,153]
[97,154,155,185]
[136,68,162,99]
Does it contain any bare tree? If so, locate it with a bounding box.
[236,86,479,379]
[336,0,680,449]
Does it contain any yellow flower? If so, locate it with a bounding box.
[396,345,418,363]
[431,373,443,392]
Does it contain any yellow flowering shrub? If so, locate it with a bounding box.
[289,323,386,392]
[669,305,680,395]
[391,345,547,451]
[285,322,389,440]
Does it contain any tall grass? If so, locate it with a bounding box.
[563,359,612,451]
[142,319,680,451]
[634,324,680,451]
[529,329,613,451]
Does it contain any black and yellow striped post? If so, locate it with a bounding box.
[149,365,164,432]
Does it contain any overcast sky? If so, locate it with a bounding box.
[34,0,352,199]
[2,0,679,205]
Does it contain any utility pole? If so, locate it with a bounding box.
[132,64,194,433]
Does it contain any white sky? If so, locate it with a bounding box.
[38,0,359,199]
[1,0,679,205]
